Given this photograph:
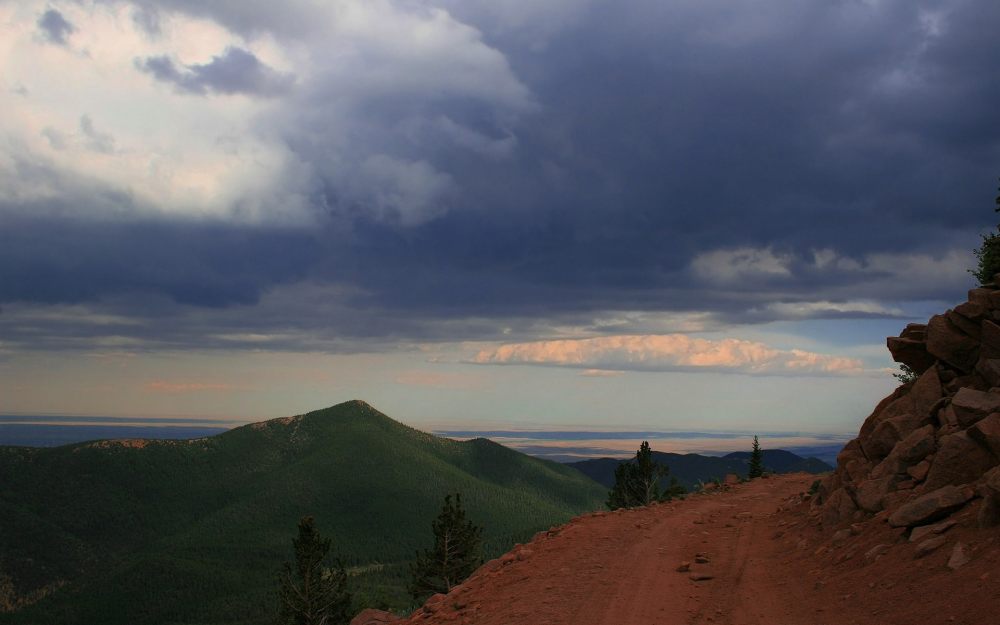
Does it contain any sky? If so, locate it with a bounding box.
[1,0,999,448]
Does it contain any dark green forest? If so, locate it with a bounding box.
[0,401,605,625]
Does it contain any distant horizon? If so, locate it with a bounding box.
[0,411,855,438]
[0,414,850,464]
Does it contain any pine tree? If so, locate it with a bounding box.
[606,441,668,509]
[409,494,483,602]
[747,435,764,479]
[606,461,635,509]
[277,516,351,625]
[632,440,664,504]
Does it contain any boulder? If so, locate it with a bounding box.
[861,420,900,461]
[983,465,1000,493]
[982,320,1000,359]
[887,337,936,374]
[901,323,928,340]
[909,367,943,418]
[351,609,401,625]
[946,372,990,394]
[947,310,981,339]
[951,388,1000,427]
[861,414,929,461]
[891,425,936,464]
[937,404,959,429]
[979,466,1000,528]
[888,485,974,528]
[975,358,1000,387]
[854,475,896,513]
[859,392,913,442]
[907,459,931,482]
[925,314,979,372]
[924,432,997,490]
[968,413,1000,459]
[836,440,871,483]
[968,288,996,309]
[821,488,858,527]
[953,301,986,321]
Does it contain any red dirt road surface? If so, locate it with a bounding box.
[400,474,1000,625]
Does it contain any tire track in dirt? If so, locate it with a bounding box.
[399,474,1000,625]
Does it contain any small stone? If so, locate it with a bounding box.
[947,542,971,570]
[676,562,691,572]
[694,555,710,564]
[864,544,891,561]
[909,519,958,543]
[831,529,852,546]
[689,572,714,581]
[914,535,948,558]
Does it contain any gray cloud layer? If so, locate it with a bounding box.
[5,0,1000,351]
[137,47,295,97]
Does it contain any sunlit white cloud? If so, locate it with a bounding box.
[472,334,866,376]
[0,0,533,226]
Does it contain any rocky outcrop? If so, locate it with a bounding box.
[817,283,1000,529]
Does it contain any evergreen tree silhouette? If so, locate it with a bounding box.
[748,436,764,479]
[409,494,483,601]
[277,516,351,625]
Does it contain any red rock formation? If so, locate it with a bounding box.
[818,283,1000,529]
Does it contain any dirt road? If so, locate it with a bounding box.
[399,474,1000,625]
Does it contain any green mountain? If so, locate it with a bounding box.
[568,449,832,491]
[0,401,605,624]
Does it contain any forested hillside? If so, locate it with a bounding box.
[0,401,605,625]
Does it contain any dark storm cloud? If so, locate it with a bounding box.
[37,8,74,45]
[5,0,1000,350]
[137,47,294,97]
[0,214,317,308]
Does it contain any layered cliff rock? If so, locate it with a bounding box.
[818,284,1000,530]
